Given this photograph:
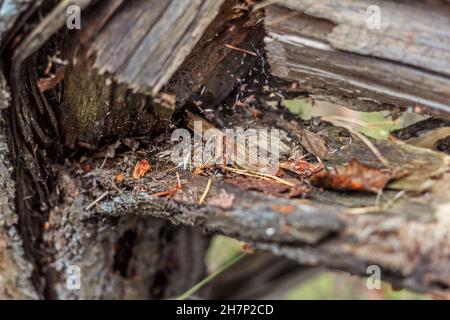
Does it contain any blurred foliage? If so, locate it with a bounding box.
[206,236,431,300]
[285,271,430,300]
[206,235,242,273]
[284,99,426,139]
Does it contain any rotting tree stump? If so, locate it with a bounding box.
[0,0,449,299]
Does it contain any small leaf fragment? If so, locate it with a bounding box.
[280,159,323,178]
[133,160,151,180]
[115,172,125,183]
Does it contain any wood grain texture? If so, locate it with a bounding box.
[72,125,450,294]
[62,0,262,148]
[0,74,37,299]
[90,0,225,95]
[265,1,450,118]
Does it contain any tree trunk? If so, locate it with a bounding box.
[0,0,265,299]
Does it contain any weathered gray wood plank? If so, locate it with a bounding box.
[62,0,262,148]
[91,0,225,95]
[265,0,450,118]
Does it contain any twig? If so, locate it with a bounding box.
[219,165,296,187]
[149,172,183,197]
[198,178,212,205]
[86,191,108,210]
[384,190,405,208]
[224,44,257,56]
[176,252,249,300]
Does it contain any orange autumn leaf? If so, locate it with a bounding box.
[133,160,151,180]
[311,159,405,193]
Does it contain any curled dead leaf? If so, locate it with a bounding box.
[133,160,151,180]
[280,159,323,178]
[300,128,327,159]
[311,159,407,193]
[37,67,65,92]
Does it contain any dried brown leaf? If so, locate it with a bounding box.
[280,159,324,178]
[311,159,405,193]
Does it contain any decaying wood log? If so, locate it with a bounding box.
[53,88,450,295]
[62,0,263,148]
[1,0,450,300]
[0,74,37,299]
[0,0,264,299]
[62,150,450,294]
[264,0,450,119]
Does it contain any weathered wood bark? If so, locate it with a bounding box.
[70,107,450,294]
[61,0,226,148]
[264,0,450,119]
[0,74,38,299]
[0,0,268,300]
[1,0,449,300]
[62,0,262,148]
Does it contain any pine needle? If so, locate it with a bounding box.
[176,252,249,300]
[219,165,295,187]
[198,178,212,205]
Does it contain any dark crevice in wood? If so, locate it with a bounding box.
[113,229,137,278]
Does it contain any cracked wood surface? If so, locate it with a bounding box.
[89,0,225,96]
[59,107,450,294]
[62,0,262,148]
[1,0,449,299]
[0,74,37,299]
[265,0,450,119]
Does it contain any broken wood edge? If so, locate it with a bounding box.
[64,96,450,294]
[264,2,450,119]
[0,74,38,299]
[69,162,450,294]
